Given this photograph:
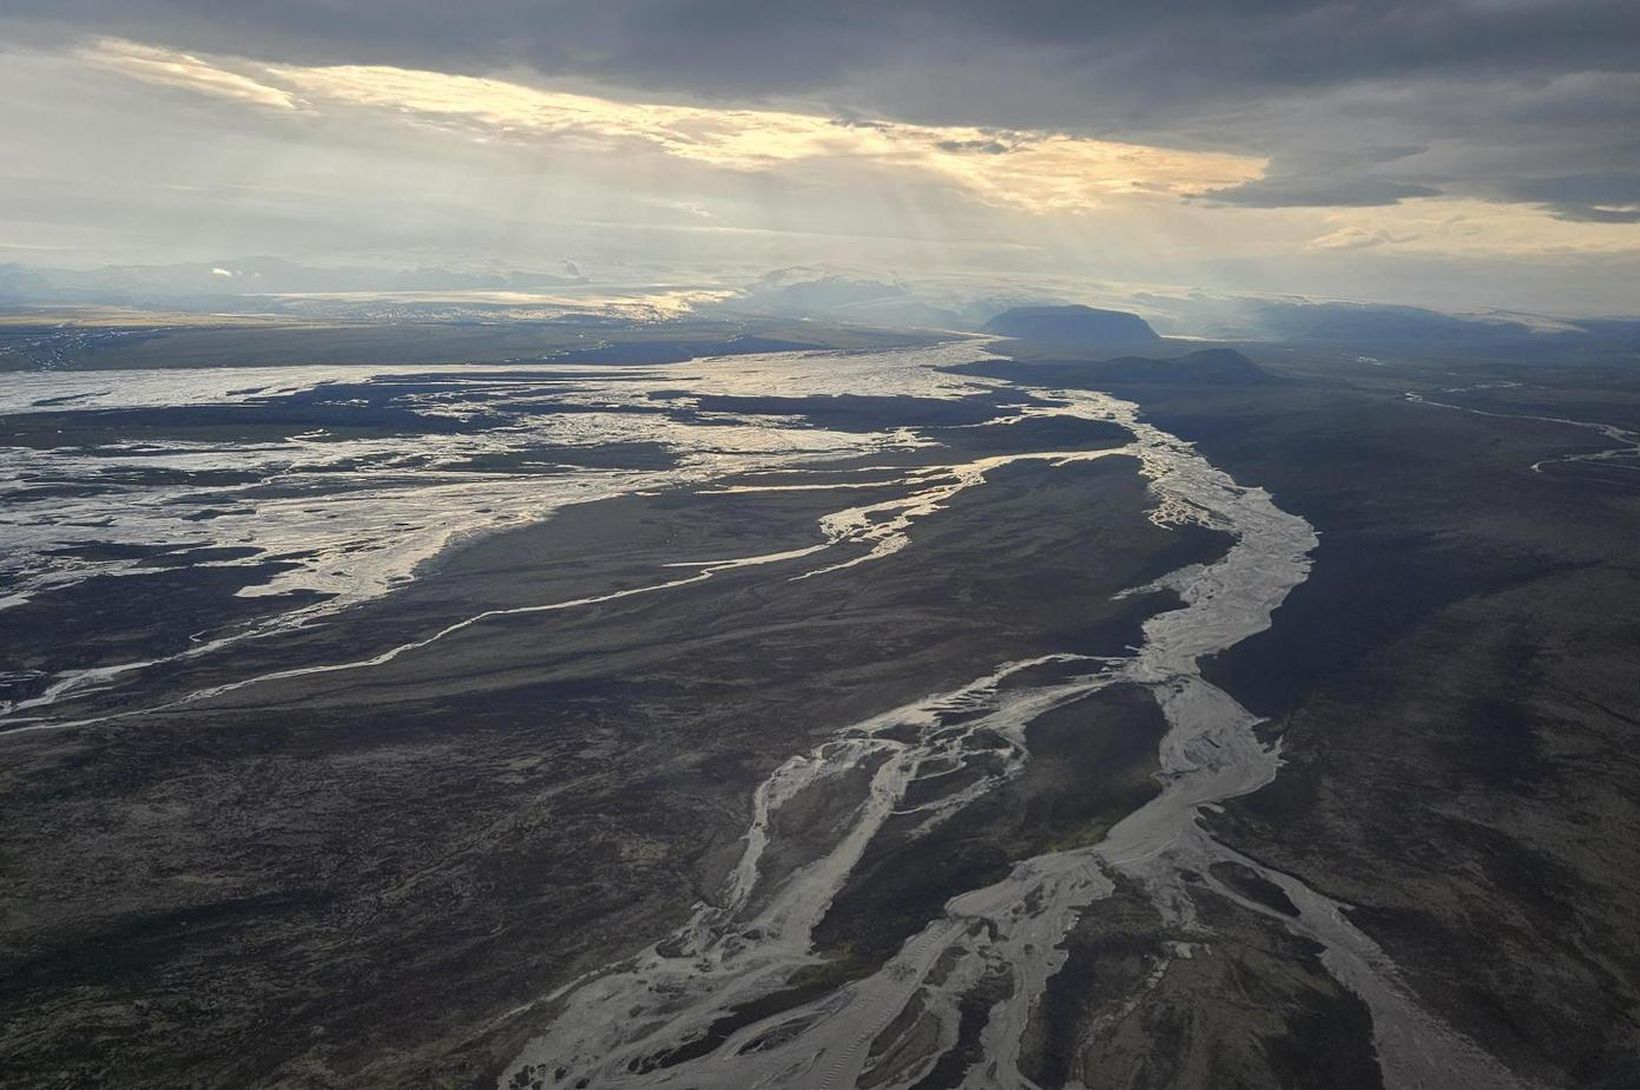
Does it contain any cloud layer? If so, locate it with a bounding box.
[1,4,1636,312]
[12,1,1639,223]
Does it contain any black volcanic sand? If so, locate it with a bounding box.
[985,347,1640,1086]
[946,348,1274,388]
[3,384,680,452]
[17,337,1639,1089]
[0,433,1229,1088]
[813,684,1170,967]
[0,559,329,707]
[0,382,1079,712]
[1020,874,1378,1090]
[3,386,1126,728]
[0,316,936,372]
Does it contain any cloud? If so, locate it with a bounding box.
[78,41,1266,216]
[78,37,298,110]
[1307,226,1402,252]
[1564,206,1640,224]
[2,6,1636,314]
[14,2,1638,105]
[1487,170,1640,223]
[1203,178,1442,208]
[1300,198,1640,258]
[13,1,1634,233]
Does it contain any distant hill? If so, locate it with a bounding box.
[946,348,1274,388]
[982,305,1162,349]
[1126,292,1640,359]
[0,257,585,308]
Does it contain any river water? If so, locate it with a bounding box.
[496,363,1532,1089]
[0,342,986,724]
[0,342,1533,1086]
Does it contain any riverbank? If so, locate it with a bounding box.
[1090,347,1640,1085]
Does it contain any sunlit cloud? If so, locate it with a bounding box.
[18,34,1633,313]
[1306,198,1640,257]
[77,38,1265,217]
[80,38,299,111]
[1306,226,1406,252]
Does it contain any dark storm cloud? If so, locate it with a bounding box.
[7,2,1634,100]
[934,139,1013,156]
[5,0,1638,220]
[1202,178,1442,208]
[1493,173,1640,223]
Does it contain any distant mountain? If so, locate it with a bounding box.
[0,264,51,303]
[1127,292,1640,355]
[982,305,1162,349]
[725,273,963,329]
[1240,300,1534,345]
[947,348,1273,388]
[0,257,585,308]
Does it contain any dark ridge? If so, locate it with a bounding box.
[945,348,1274,388]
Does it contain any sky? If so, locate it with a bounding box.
[1,2,1637,314]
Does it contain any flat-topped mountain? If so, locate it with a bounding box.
[982,305,1162,349]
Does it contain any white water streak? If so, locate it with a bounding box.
[1405,387,1640,475]
[498,382,1536,1090]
